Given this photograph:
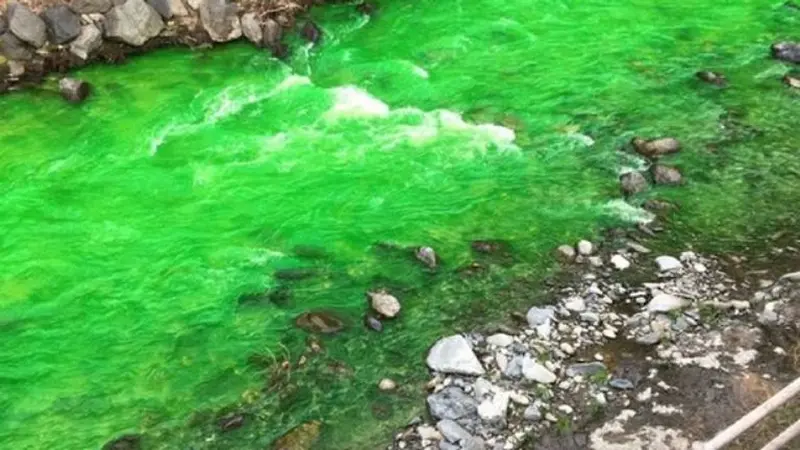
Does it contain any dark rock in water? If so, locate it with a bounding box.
[295,311,345,334]
[0,32,33,61]
[457,261,487,278]
[414,246,438,269]
[631,137,681,158]
[356,2,377,15]
[651,164,682,185]
[784,72,800,88]
[238,286,291,307]
[7,3,46,48]
[696,70,728,87]
[59,78,91,104]
[102,435,142,450]
[218,413,245,432]
[300,21,322,44]
[772,42,800,63]
[644,199,678,212]
[271,420,321,450]
[620,171,648,195]
[470,239,509,254]
[427,386,478,420]
[41,5,81,45]
[364,314,383,332]
[293,244,328,260]
[275,268,316,281]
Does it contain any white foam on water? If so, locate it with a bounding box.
[325,86,391,119]
[604,199,655,224]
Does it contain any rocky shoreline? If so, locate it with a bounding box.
[0,0,367,94]
[387,238,800,450]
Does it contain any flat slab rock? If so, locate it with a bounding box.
[426,335,485,376]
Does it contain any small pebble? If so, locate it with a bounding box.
[611,255,631,270]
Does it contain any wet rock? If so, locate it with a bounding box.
[566,362,606,377]
[275,268,316,280]
[471,239,510,255]
[102,435,141,450]
[609,378,635,390]
[644,199,678,212]
[655,255,683,272]
[521,356,556,383]
[217,413,245,431]
[651,164,682,185]
[59,77,91,103]
[368,291,401,318]
[527,306,555,327]
[70,24,103,60]
[784,72,800,88]
[415,246,438,269]
[696,70,728,87]
[356,1,377,15]
[294,311,345,334]
[557,244,576,262]
[240,12,262,46]
[146,0,188,19]
[262,18,283,53]
[426,335,485,375]
[41,6,81,45]
[199,0,241,42]
[620,171,648,195]
[105,0,164,46]
[631,137,681,158]
[271,420,321,450]
[771,42,800,63]
[486,333,514,347]
[378,378,396,391]
[300,21,321,44]
[0,32,32,60]
[437,419,472,443]
[577,239,594,256]
[72,0,113,14]
[7,3,46,48]
[427,386,479,420]
[364,314,383,332]
[647,293,684,312]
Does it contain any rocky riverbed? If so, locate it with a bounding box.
[388,240,800,450]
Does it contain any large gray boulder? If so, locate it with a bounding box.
[70,24,103,59]
[240,12,261,45]
[71,0,113,14]
[7,3,47,48]
[0,31,32,60]
[146,0,188,19]
[426,335,485,376]
[199,0,241,42]
[104,0,164,46]
[42,5,81,45]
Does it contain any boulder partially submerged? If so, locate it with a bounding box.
[59,77,91,103]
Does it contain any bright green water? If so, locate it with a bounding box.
[1,1,798,449]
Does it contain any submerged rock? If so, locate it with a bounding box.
[651,164,682,185]
[300,21,321,44]
[620,171,648,195]
[368,290,401,318]
[772,42,800,63]
[41,5,81,45]
[364,314,383,332]
[696,70,728,87]
[217,413,245,431]
[271,421,321,450]
[275,268,316,281]
[105,0,164,46]
[7,3,46,48]
[59,78,91,103]
[294,311,345,334]
[102,435,142,450]
[784,72,800,88]
[631,137,681,158]
[471,239,509,254]
[426,334,485,375]
[415,246,438,269]
[356,2,378,15]
[378,378,397,391]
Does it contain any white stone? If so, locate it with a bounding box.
[694,263,707,273]
[496,353,508,372]
[369,291,401,318]
[473,377,494,399]
[577,240,594,256]
[558,404,574,415]
[564,296,586,312]
[417,425,442,441]
[636,387,653,402]
[655,255,683,272]
[521,357,557,384]
[545,413,558,422]
[603,328,617,339]
[486,333,514,347]
[647,293,684,312]
[680,251,697,262]
[611,255,631,270]
[378,378,397,391]
[588,256,604,267]
[426,335,485,376]
[526,306,556,327]
[560,343,575,355]
[510,392,530,405]
[781,271,800,282]
[535,322,552,339]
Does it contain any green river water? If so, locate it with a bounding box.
[1,1,799,449]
